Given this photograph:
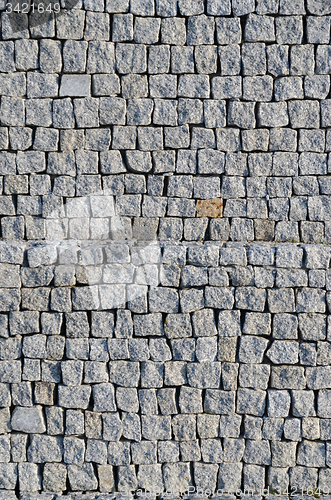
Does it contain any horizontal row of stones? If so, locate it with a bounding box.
[3,74,331,102]
[7,359,331,397]
[1,241,331,264]
[5,40,331,79]
[6,80,331,113]
[4,245,331,283]
[2,303,331,339]
[6,389,331,441]
[6,218,331,249]
[8,260,331,291]
[4,151,331,178]
[2,314,331,361]
[3,172,331,206]
[5,179,331,212]
[3,279,331,311]
[8,241,331,267]
[3,0,331,20]
[2,128,331,156]
[4,217,331,245]
[3,151,331,176]
[1,240,331,277]
[5,98,331,133]
[2,457,331,496]
[6,248,331,285]
[5,10,331,46]
[3,319,331,364]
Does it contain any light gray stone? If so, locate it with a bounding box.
[11,406,46,434]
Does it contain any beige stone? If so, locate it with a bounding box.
[196,198,223,218]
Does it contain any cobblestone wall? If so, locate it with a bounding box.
[2,0,331,497]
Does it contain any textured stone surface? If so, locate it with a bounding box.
[2,238,331,494]
[2,0,331,497]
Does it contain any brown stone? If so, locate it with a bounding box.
[217,338,237,362]
[75,265,89,284]
[98,464,115,493]
[196,198,223,218]
[254,219,275,241]
[34,382,55,405]
[85,410,102,439]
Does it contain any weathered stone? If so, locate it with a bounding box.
[67,463,98,491]
[196,198,223,218]
[11,406,46,434]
